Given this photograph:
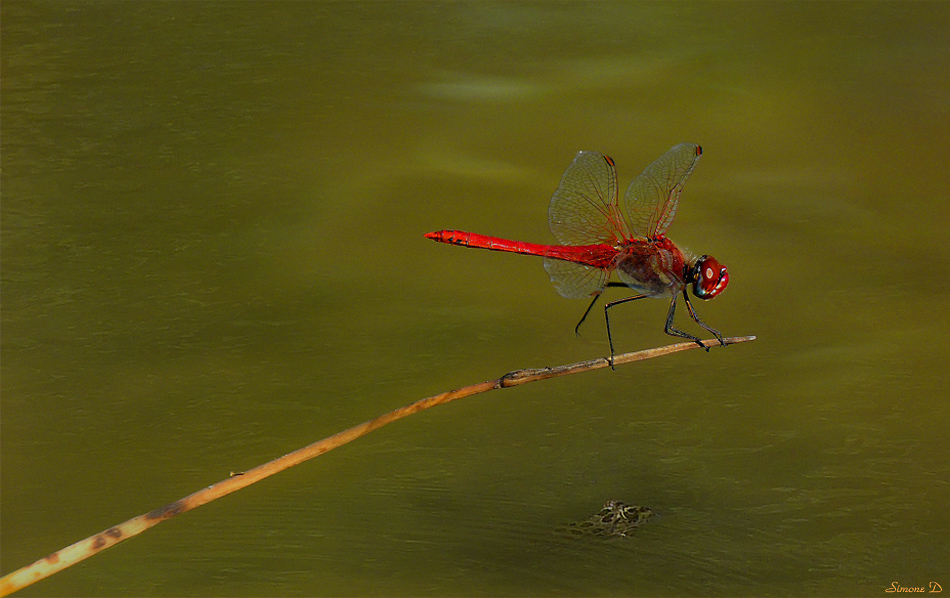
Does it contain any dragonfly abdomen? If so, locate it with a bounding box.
[424,230,616,269]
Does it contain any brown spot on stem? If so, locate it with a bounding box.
[146,500,185,521]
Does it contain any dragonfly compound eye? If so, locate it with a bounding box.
[692,256,728,299]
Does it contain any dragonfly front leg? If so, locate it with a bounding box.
[664,292,708,351]
[681,289,725,347]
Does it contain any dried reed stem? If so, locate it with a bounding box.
[0,335,755,596]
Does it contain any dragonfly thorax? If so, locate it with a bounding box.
[614,236,689,297]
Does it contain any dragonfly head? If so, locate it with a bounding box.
[689,255,729,300]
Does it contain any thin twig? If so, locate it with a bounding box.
[0,335,755,596]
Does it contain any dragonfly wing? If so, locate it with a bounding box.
[622,143,702,238]
[543,257,609,299]
[548,151,630,245]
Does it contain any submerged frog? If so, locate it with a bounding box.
[563,500,655,537]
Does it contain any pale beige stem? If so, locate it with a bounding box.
[0,335,755,596]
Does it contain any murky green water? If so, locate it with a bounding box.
[3,2,948,596]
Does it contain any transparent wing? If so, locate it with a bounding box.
[622,143,702,238]
[543,257,609,299]
[548,151,630,245]
[615,257,677,298]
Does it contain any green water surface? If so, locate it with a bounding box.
[2,2,948,596]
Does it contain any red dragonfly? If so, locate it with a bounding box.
[425,143,729,362]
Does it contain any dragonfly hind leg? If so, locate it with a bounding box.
[574,293,602,337]
[603,293,648,368]
[573,282,631,337]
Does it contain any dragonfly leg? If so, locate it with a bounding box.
[681,289,726,347]
[663,293,708,351]
[574,293,602,337]
[574,282,630,336]
[603,294,648,368]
